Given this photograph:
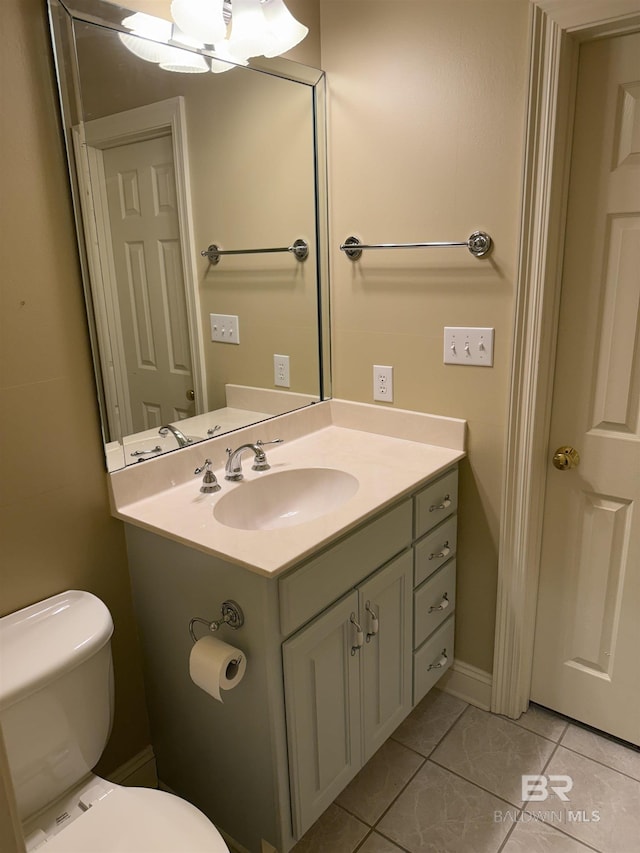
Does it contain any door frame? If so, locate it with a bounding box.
[492,0,640,719]
[74,96,207,441]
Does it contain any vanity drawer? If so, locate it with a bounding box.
[279,500,413,636]
[413,614,455,705]
[414,515,457,587]
[414,467,458,538]
[414,559,456,648]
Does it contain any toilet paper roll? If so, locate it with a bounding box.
[189,636,246,702]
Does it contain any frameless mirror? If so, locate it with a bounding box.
[48,0,330,470]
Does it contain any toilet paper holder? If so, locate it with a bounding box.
[189,600,244,644]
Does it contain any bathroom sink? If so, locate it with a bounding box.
[213,468,359,530]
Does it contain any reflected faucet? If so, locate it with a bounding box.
[225,439,283,481]
[159,424,191,448]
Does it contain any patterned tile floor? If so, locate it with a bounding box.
[291,690,640,853]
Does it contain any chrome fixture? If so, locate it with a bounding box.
[159,424,192,448]
[201,237,309,265]
[130,445,162,457]
[119,0,308,75]
[207,425,222,436]
[225,438,283,480]
[189,600,245,643]
[194,459,221,493]
[340,231,493,260]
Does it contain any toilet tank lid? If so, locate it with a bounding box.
[0,590,114,711]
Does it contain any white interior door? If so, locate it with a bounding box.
[530,31,640,745]
[102,134,195,432]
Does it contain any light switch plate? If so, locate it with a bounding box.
[444,327,494,366]
[210,313,240,344]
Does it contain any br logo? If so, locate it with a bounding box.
[521,774,573,802]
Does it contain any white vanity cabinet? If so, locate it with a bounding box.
[283,550,412,837]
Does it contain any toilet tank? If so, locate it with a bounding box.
[0,591,115,821]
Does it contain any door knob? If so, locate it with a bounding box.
[552,446,580,470]
[186,389,195,402]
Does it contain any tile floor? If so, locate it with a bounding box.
[291,690,640,853]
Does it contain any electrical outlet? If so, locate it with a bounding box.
[210,313,240,344]
[373,364,393,402]
[274,354,290,388]
[443,327,494,366]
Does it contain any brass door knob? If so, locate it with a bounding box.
[186,389,195,402]
[552,446,580,470]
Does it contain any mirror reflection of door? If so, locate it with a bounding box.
[102,134,195,434]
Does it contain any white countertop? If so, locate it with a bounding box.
[109,400,466,576]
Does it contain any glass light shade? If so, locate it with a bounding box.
[122,12,172,41]
[227,0,277,60]
[261,0,308,56]
[160,46,209,73]
[170,0,226,45]
[209,40,249,73]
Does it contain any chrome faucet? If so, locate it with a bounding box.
[159,424,191,448]
[225,439,283,481]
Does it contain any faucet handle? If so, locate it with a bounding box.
[194,459,221,493]
[252,438,283,471]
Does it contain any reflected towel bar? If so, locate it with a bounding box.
[340,231,492,260]
[201,237,309,265]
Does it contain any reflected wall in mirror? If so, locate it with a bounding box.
[48,0,330,470]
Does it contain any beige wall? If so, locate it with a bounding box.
[321,0,530,672]
[0,2,531,826]
[0,0,150,776]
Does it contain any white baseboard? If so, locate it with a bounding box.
[438,659,493,711]
[107,745,158,788]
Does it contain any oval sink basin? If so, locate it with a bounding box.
[213,468,359,531]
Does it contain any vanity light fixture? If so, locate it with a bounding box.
[119,0,308,75]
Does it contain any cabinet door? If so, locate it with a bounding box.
[359,550,413,762]
[283,591,362,839]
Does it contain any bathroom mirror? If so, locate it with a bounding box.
[48,0,330,470]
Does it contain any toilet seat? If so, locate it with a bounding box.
[32,785,229,852]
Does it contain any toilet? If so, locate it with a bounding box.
[0,590,229,852]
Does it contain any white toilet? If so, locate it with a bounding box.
[0,590,230,852]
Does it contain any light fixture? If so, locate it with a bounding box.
[119,0,308,74]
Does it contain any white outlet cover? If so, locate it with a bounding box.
[274,354,290,388]
[373,364,394,402]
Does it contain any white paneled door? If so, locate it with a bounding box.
[531,32,640,745]
[103,134,194,433]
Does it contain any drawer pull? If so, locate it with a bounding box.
[429,542,451,561]
[350,613,364,656]
[427,649,448,671]
[429,495,452,512]
[365,601,379,642]
[428,592,450,613]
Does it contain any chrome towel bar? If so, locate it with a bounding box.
[201,237,309,265]
[340,231,492,260]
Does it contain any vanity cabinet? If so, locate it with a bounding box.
[283,551,412,837]
[123,463,459,852]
